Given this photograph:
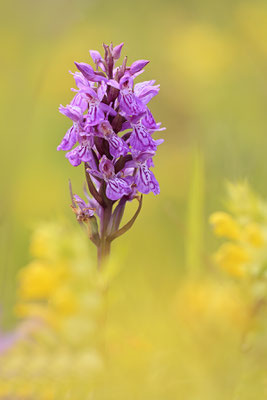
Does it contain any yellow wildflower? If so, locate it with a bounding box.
[17,261,67,300]
[209,211,241,240]
[214,242,249,278]
[243,223,265,248]
[49,286,78,316]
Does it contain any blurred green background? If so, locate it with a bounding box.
[1,0,267,323]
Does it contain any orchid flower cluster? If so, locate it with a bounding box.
[57,42,164,266]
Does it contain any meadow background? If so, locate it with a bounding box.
[1,0,267,398]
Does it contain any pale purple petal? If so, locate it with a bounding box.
[119,91,146,116]
[70,71,92,90]
[99,155,115,178]
[147,157,154,168]
[142,108,157,129]
[135,165,160,195]
[130,60,149,75]
[107,79,120,90]
[74,194,95,217]
[97,81,107,101]
[120,74,134,89]
[86,167,103,180]
[78,145,94,163]
[57,125,77,151]
[112,43,124,60]
[80,87,99,100]
[154,138,164,146]
[135,151,155,163]
[66,148,82,166]
[134,81,159,104]
[108,134,129,158]
[83,185,100,215]
[99,102,117,116]
[124,160,137,169]
[89,50,106,71]
[142,108,165,131]
[71,93,88,113]
[106,177,131,200]
[85,102,105,126]
[90,50,102,64]
[74,194,87,209]
[121,121,131,131]
[75,62,107,83]
[119,76,146,115]
[75,62,95,79]
[134,80,156,94]
[59,105,82,122]
[129,122,157,151]
[97,120,114,136]
[66,142,95,166]
[78,131,94,146]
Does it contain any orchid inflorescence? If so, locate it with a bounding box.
[58,42,164,267]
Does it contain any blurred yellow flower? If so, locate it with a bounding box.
[0,222,106,398]
[242,223,265,248]
[209,211,241,240]
[50,286,78,316]
[214,242,249,278]
[210,182,267,282]
[13,221,104,337]
[1,214,267,399]
[17,261,68,300]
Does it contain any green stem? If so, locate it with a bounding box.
[97,204,112,269]
[97,238,111,270]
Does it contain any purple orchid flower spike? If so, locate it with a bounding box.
[58,42,164,268]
